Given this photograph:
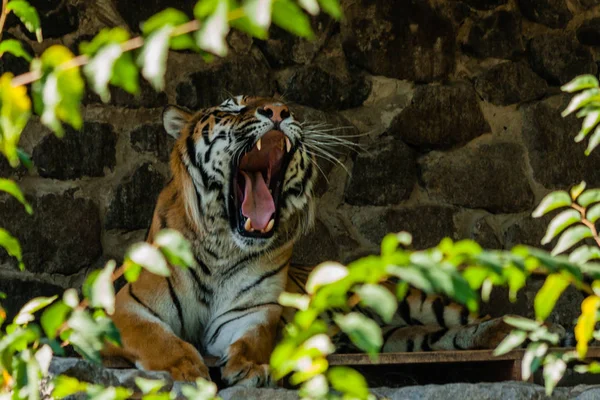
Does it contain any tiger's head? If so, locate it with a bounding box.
[162,96,317,252]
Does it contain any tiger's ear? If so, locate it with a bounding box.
[162,105,192,139]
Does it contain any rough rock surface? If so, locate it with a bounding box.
[518,0,572,28]
[463,10,524,59]
[474,62,547,105]
[33,123,116,180]
[421,143,534,213]
[130,123,175,162]
[390,83,489,149]
[577,18,600,46]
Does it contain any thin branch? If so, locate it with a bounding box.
[0,0,8,42]
[572,203,600,248]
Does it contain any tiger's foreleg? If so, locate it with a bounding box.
[105,283,211,382]
[217,307,281,387]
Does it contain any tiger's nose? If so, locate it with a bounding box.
[257,104,291,123]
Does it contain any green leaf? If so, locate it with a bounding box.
[318,0,342,19]
[578,189,600,208]
[571,181,587,200]
[299,0,319,15]
[542,209,581,245]
[0,227,24,270]
[180,378,218,400]
[334,312,382,356]
[575,295,600,358]
[562,88,600,117]
[137,26,172,91]
[576,111,600,142]
[532,191,571,218]
[88,260,116,314]
[194,0,219,19]
[355,284,397,323]
[493,329,527,356]
[79,27,130,55]
[63,288,79,308]
[387,265,434,293]
[135,377,166,394]
[244,0,273,29]
[534,273,571,321]
[299,375,328,400]
[278,292,310,310]
[13,296,57,325]
[41,301,71,339]
[0,73,32,167]
[230,17,268,39]
[328,366,368,398]
[142,8,189,34]
[522,342,548,381]
[0,178,32,213]
[587,203,600,223]
[585,125,600,155]
[126,242,170,276]
[503,315,541,331]
[52,376,87,398]
[0,39,32,61]
[543,354,566,395]
[154,229,196,269]
[396,281,409,301]
[7,0,42,42]
[195,0,230,56]
[32,45,84,135]
[83,44,123,102]
[124,261,143,282]
[110,53,139,94]
[305,262,348,294]
[561,75,599,93]
[552,225,592,256]
[569,245,600,264]
[575,361,600,374]
[272,0,314,39]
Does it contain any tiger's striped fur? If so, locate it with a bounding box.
[104,95,520,387]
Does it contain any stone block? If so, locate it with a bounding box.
[463,10,524,59]
[474,62,547,106]
[518,0,572,29]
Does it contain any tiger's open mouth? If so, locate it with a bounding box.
[230,130,294,238]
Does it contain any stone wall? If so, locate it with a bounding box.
[1,0,600,322]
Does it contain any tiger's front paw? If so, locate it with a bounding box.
[221,361,275,388]
[165,356,211,382]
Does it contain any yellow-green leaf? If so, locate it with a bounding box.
[493,329,527,356]
[534,273,571,321]
[542,209,581,245]
[575,295,600,358]
[587,203,600,223]
[0,73,31,167]
[0,178,31,213]
[328,367,368,398]
[561,75,599,93]
[0,227,24,270]
[0,39,32,61]
[318,0,342,19]
[552,225,592,256]
[585,125,600,156]
[532,191,571,218]
[571,181,587,200]
[272,0,314,39]
[7,0,42,42]
[562,88,600,117]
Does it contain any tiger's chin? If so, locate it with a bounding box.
[228,129,296,243]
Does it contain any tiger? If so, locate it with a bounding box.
[102,95,530,388]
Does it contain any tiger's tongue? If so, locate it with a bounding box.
[241,171,275,230]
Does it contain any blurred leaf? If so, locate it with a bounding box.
[387,265,433,293]
[463,265,488,290]
[575,361,600,374]
[562,75,599,92]
[32,45,84,135]
[6,0,42,42]
[381,233,399,256]
[328,366,368,398]
[0,72,32,167]
[396,281,409,301]
[195,0,230,56]
[534,273,570,321]
[244,0,273,29]
[532,191,571,218]
[154,229,196,269]
[17,147,32,169]
[493,329,527,356]
[299,0,319,15]
[137,26,172,91]
[0,39,32,61]
[110,53,139,94]
[124,261,143,282]
[578,189,600,207]
[229,16,268,39]
[0,227,24,270]
[585,125,600,156]
[180,378,218,400]
[576,111,600,142]
[334,312,382,356]
[272,0,314,39]
[306,262,348,294]
[53,375,87,399]
[135,377,165,394]
[587,203,600,223]
[543,354,567,395]
[290,357,328,385]
[569,245,600,264]
[13,296,57,325]
[505,265,527,302]
[278,292,310,310]
[126,242,170,276]
[355,284,397,323]
[66,309,120,363]
[0,178,32,213]
[575,295,600,358]
[194,0,219,19]
[41,301,71,339]
[522,342,548,381]
[63,288,79,308]
[302,334,335,356]
[299,375,328,399]
[88,260,116,314]
[562,88,600,117]
[84,44,123,102]
[503,315,540,331]
[552,225,592,256]
[142,8,189,34]
[571,181,587,200]
[529,326,560,344]
[318,0,342,19]
[79,27,130,55]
